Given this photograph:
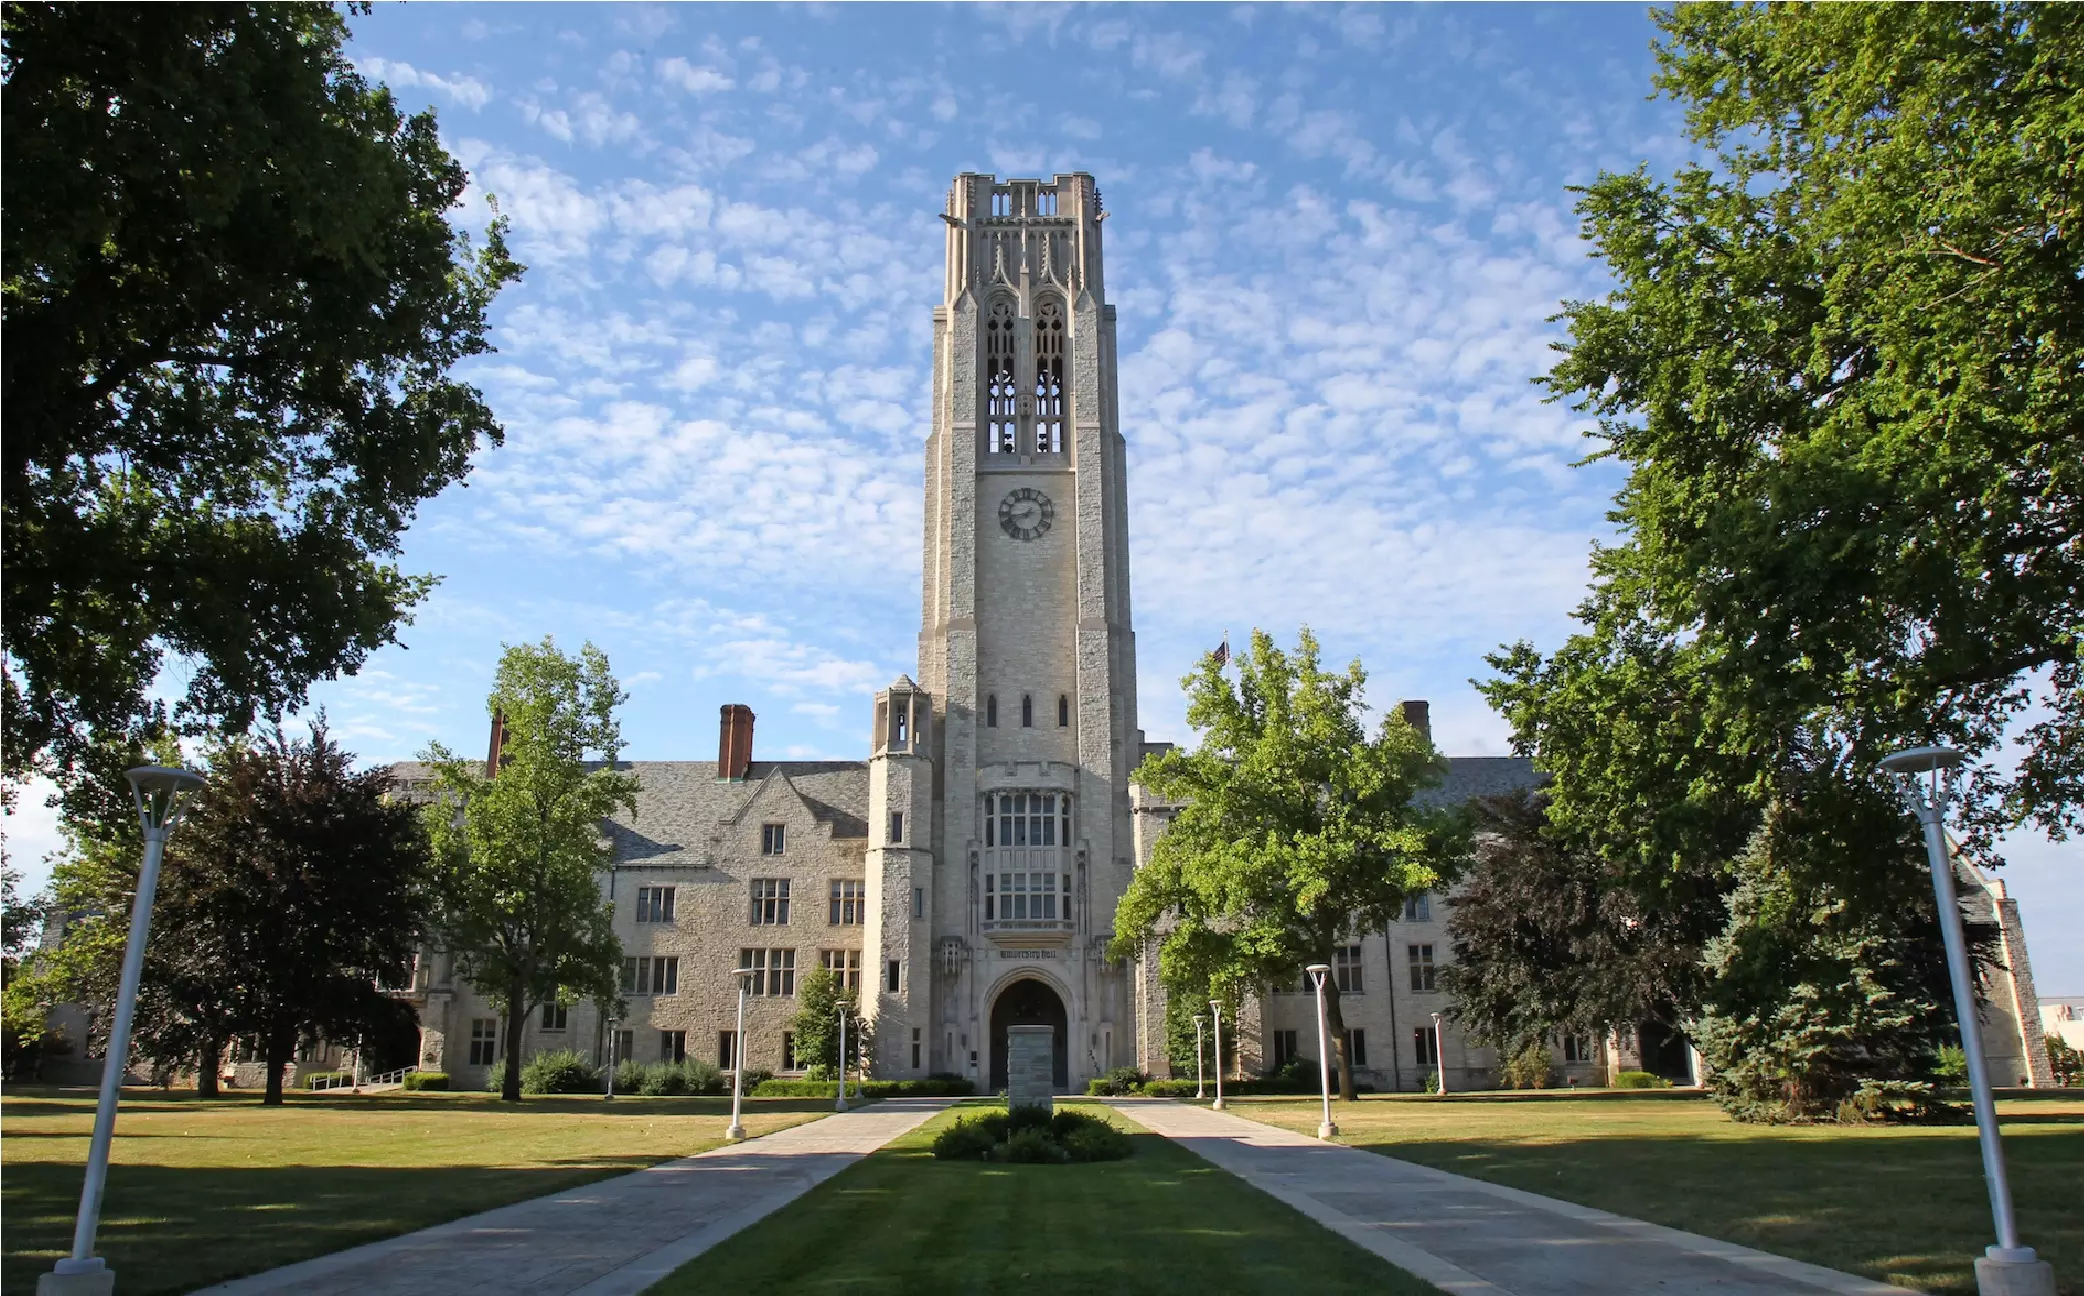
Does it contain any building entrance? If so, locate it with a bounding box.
[989,978,1069,1092]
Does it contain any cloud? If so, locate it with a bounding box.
[659,56,735,94]
[356,56,492,110]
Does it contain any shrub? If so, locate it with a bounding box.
[521,1049,600,1095]
[484,1060,506,1093]
[1086,1065,1148,1097]
[1932,1044,1968,1084]
[1613,1070,1672,1089]
[1060,1117,1133,1162]
[637,1062,689,1096]
[1140,1078,1200,1098]
[932,1106,1130,1163]
[995,1125,1069,1163]
[680,1058,727,1095]
[402,1071,449,1091]
[301,1071,351,1089]
[1500,1041,1554,1090]
[931,1116,1001,1160]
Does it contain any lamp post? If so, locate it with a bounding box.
[1880,746,2054,1296]
[1209,1001,1226,1110]
[43,766,205,1296]
[726,966,756,1140]
[1307,963,1337,1139]
[835,1000,849,1113]
[1194,1015,1207,1100]
[1432,1011,1448,1096]
[604,1009,618,1101]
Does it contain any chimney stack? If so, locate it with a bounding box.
[1398,699,1432,745]
[484,710,506,778]
[718,704,756,781]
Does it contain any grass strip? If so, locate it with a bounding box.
[1224,1090,2083,1295]
[0,1086,828,1296]
[654,1100,1442,1295]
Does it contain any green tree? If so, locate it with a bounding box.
[1113,629,1464,1100]
[1,2,522,785]
[422,639,633,1103]
[788,964,868,1080]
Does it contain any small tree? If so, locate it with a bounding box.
[1112,628,1466,1100]
[422,639,632,1103]
[788,964,868,1079]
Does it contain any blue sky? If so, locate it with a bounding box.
[7,3,2076,988]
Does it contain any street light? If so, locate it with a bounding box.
[1432,1011,1448,1096]
[44,766,205,1296]
[604,1009,619,1101]
[835,1000,849,1113]
[1208,1000,1226,1110]
[1880,746,2055,1296]
[726,966,757,1140]
[1194,1015,1207,1100]
[1306,963,1337,1140]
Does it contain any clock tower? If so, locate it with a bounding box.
[865,173,1140,1090]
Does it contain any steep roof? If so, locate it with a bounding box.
[1423,756,1541,808]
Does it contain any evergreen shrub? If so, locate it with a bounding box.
[1612,1070,1671,1089]
[402,1071,449,1091]
[930,1106,1131,1163]
[521,1049,600,1095]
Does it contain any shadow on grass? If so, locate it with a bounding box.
[0,1160,667,1296]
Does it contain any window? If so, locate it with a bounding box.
[1345,1029,1368,1068]
[636,886,677,923]
[761,823,787,856]
[1033,299,1065,454]
[740,948,796,996]
[541,1001,569,1030]
[829,879,865,925]
[1058,694,1070,727]
[1403,892,1431,922]
[912,1027,922,1069]
[1563,1034,1592,1064]
[1331,944,1364,994]
[660,1030,686,1063]
[622,956,679,995]
[751,878,791,925]
[991,189,1012,217]
[612,1029,633,1065]
[913,886,925,919]
[1272,1029,1299,1069]
[1037,188,1057,216]
[985,790,1066,848]
[987,871,1066,922]
[887,959,902,994]
[1415,1025,1440,1067]
[889,811,904,844]
[1408,943,1437,993]
[469,1018,499,1066]
[718,1031,737,1069]
[985,298,1017,453]
[821,948,862,991]
[1021,694,1034,727]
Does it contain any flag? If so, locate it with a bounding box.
[1211,634,1229,669]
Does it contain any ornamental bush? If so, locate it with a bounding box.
[522,1049,600,1095]
[930,1106,1131,1163]
[1612,1070,1671,1089]
[1500,1042,1555,1090]
[401,1071,449,1091]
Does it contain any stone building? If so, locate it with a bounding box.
[382,171,2053,1096]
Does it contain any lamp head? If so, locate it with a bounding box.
[125,766,206,836]
[1208,999,1222,1014]
[1305,962,1331,979]
[1879,746,1963,776]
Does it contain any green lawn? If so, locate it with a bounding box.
[0,1086,829,1296]
[1225,1089,2083,1295]
[654,1100,1440,1296]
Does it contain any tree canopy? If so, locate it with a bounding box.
[789,963,867,1081]
[1,2,522,785]
[1113,629,1464,1100]
[421,639,632,1103]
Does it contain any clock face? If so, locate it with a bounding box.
[998,487,1054,541]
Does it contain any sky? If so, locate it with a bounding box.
[4,3,2075,988]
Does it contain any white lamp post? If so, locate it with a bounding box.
[1194,1015,1207,1100]
[43,766,205,1296]
[835,1000,849,1113]
[1307,963,1337,1139]
[1880,746,2054,1296]
[1432,1011,1448,1096]
[1208,1000,1226,1110]
[604,1009,618,1101]
[726,966,756,1140]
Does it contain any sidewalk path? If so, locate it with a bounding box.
[197,1099,952,1296]
[1107,1099,1902,1296]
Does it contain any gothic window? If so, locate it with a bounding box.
[986,694,998,727]
[1021,694,1034,727]
[1057,694,1069,727]
[1037,189,1057,216]
[992,189,1012,217]
[985,298,1018,454]
[1033,298,1065,454]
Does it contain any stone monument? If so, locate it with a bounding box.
[1005,1024,1055,1113]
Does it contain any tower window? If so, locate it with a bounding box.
[1057,695,1069,727]
[985,299,1017,454]
[1037,189,1057,216]
[987,694,998,728]
[992,188,1012,217]
[1034,299,1064,454]
[1021,694,1033,727]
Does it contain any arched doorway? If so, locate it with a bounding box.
[990,977,1069,1092]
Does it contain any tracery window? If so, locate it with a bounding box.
[985,299,1018,454]
[1033,299,1065,454]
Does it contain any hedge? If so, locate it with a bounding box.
[402,1071,449,1091]
[752,1076,975,1099]
[1612,1070,1674,1090]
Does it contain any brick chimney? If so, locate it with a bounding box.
[484,710,506,778]
[718,704,756,781]
[1397,699,1432,745]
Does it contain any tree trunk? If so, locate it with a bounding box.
[262,1027,291,1106]
[1324,985,1357,1101]
[196,1038,221,1098]
[502,986,527,1103]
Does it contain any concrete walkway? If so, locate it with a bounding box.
[197,1098,952,1296]
[1108,1099,1903,1296]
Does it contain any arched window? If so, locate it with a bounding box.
[1021,694,1034,727]
[1033,299,1065,454]
[1057,695,1070,727]
[985,299,1017,454]
[991,189,1012,217]
[1037,189,1058,216]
